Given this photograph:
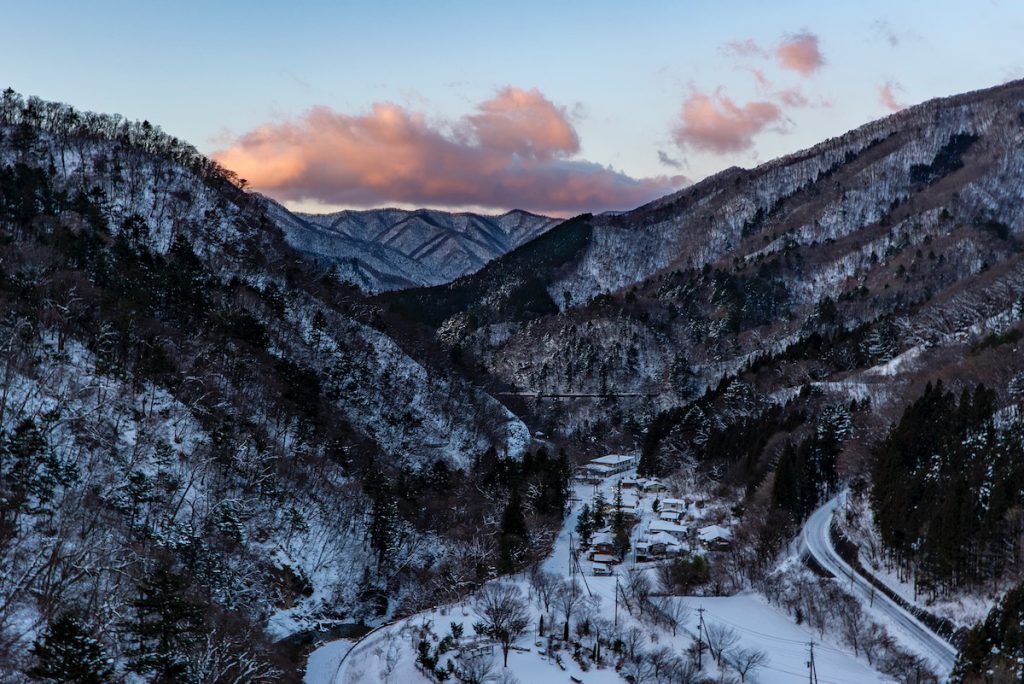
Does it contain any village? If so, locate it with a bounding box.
[576,454,733,576]
[313,454,893,684]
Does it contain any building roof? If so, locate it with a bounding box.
[590,454,636,466]
[660,498,686,506]
[591,553,617,564]
[644,531,683,547]
[591,531,615,546]
[699,525,732,542]
[649,520,688,535]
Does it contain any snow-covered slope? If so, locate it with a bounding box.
[384,78,1024,443]
[0,94,543,681]
[265,199,560,293]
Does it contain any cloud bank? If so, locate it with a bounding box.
[214,88,686,215]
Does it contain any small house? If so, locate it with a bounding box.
[660,498,686,513]
[643,479,667,493]
[659,510,682,523]
[698,525,732,550]
[648,520,688,542]
[589,531,616,557]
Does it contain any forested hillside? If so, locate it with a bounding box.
[379,79,1024,673]
[0,89,567,682]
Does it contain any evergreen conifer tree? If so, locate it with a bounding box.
[27,613,113,684]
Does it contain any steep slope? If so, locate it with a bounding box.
[380,79,1024,650]
[267,200,560,293]
[0,91,560,682]
[384,78,1024,441]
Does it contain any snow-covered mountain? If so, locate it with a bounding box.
[0,90,547,682]
[6,78,1024,683]
[386,78,1024,440]
[264,198,560,293]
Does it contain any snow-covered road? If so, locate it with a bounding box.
[800,493,959,679]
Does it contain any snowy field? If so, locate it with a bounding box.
[306,468,895,683]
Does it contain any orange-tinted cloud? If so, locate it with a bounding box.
[673,91,784,154]
[878,81,906,112]
[465,87,579,159]
[214,88,685,215]
[776,32,824,76]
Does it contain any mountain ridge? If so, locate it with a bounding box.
[263,197,561,293]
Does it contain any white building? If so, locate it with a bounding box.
[583,453,638,478]
[648,520,688,541]
[659,498,686,513]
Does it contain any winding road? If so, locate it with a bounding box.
[800,493,958,679]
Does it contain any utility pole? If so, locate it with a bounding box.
[806,641,819,684]
[569,532,575,584]
[614,572,619,628]
[696,606,706,670]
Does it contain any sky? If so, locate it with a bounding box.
[2,1,1023,216]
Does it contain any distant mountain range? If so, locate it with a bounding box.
[263,198,560,292]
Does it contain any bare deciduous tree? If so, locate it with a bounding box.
[652,596,687,636]
[553,580,581,641]
[527,566,559,614]
[704,622,739,666]
[645,645,676,681]
[625,567,652,614]
[727,647,767,683]
[621,653,655,683]
[623,625,646,662]
[454,650,495,684]
[473,583,530,668]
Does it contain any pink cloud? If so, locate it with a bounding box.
[214,88,686,215]
[775,32,825,76]
[465,87,579,159]
[673,91,784,154]
[878,81,906,112]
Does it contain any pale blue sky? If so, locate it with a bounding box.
[3,1,1022,213]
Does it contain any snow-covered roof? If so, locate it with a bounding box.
[591,553,617,564]
[591,531,615,546]
[649,520,688,535]
[699,525,732,542]
[644,531,683,547]
[661,497,685,506]
[585,463,613,473]
[590,454,636,466]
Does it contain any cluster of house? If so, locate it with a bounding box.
[576,453,735,575]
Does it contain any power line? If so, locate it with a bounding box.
[700,607,855,657]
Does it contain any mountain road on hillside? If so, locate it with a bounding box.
[800,493,959,678]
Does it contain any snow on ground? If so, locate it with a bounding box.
[862,345,924,377]
[308,465,895,684]
[304,639,354,684]
[837,492,996,627]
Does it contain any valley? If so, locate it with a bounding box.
[2,74,1024,683]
